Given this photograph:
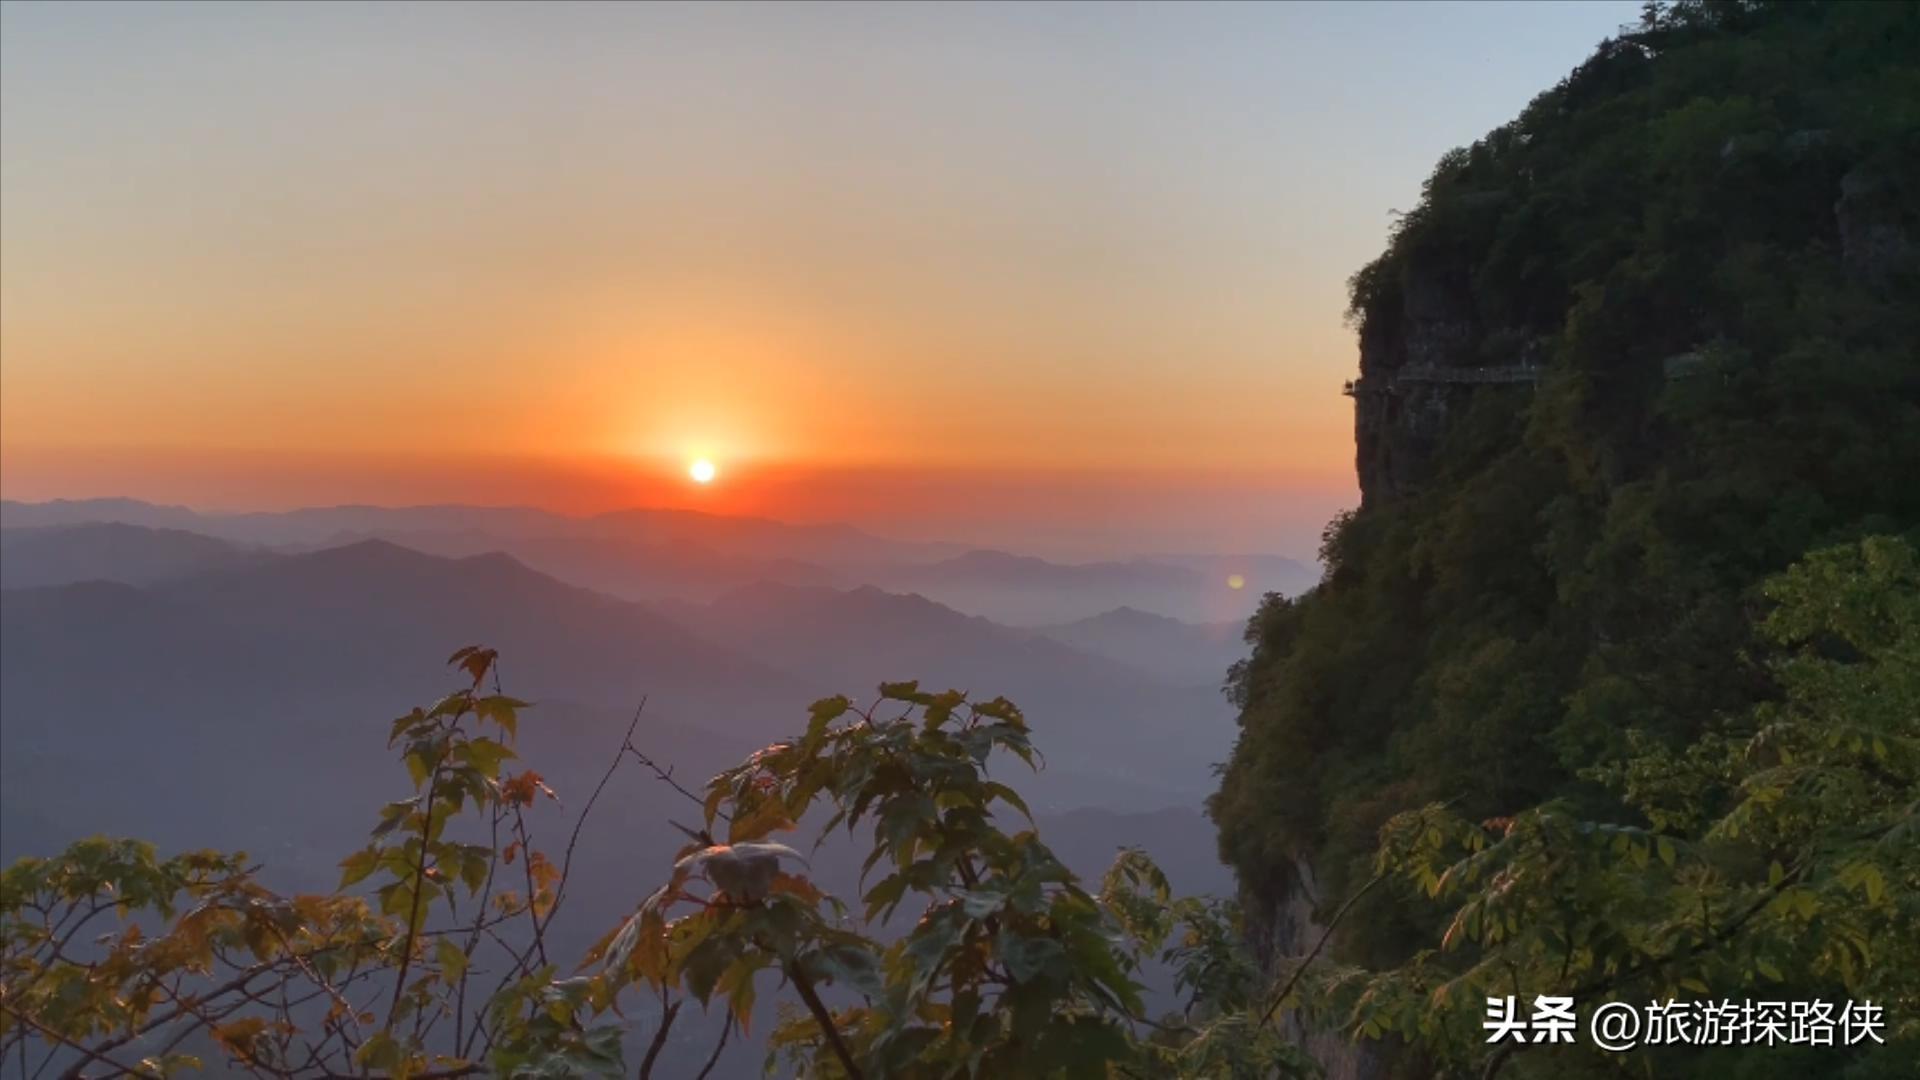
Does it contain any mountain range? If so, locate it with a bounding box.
[0,498,1316,623]
[0,502,1314,891]
[0,497,1286,1072]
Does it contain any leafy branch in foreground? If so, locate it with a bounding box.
[1,657,1301,1078]
[0,646,612,1079]
[584,684,1309,1079]
[1313,537,1920,1077]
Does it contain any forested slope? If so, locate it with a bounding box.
[1212,0,1918,1013]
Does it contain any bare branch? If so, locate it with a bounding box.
[543,698,648,931]
[695,1017,733,1080]
[637,995,682,1080]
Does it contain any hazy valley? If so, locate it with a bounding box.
[0,498,1298,901]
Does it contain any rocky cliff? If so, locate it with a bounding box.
[1347,249,1546,506]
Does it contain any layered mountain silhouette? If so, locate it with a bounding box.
[1032,606,1246,688]
[0,501,1256,1060]
[0,511,1270,875]
[2,499,1311,624]
[671,581,1237,800]
[0,522,268,588]
[878,547,1313,623]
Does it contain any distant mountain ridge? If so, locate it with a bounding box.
[0,501,1248,1042]
[0,497,948,567]
[2,498,1317,624]
[878,547,1313,624]
[3,528,1245,854]
[1031,606,1246,688]
[668,579,1242,805]
[0,522,272,588]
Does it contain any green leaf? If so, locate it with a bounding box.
[718,954,762,1029]
[682,934,733,1004]
[983,781,1034,823]
[437,938,469,983]
[378,880,414,917]
[459,737,516,777]
[460,849,490,894]
[475,695,528,741]
[902,912,965,997]
[339,847,379,888]
[998,927,1067,983]
[355,1031,401,1071]
[405,749,434,790]
[959,887,1007,920]
[863,873,909,920]
[807,943,883,999]
[805,695,850,752]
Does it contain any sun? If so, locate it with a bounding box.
[688,458,718,485]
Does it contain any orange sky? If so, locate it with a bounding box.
[0,2,1634,556]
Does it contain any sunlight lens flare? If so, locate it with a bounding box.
[688,459,718,485]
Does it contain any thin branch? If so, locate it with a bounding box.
[694,1017,733,1080]
[786,960,863,1080]
[1258,871,1387,1029]
[543,697,648,931]
[510,807,550,969]
[1,1003,145,1080]
[637,996,682,1080]
[623,746,726,821]
[387,721,452,1030]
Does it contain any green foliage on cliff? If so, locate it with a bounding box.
[1212,0,1920,1054]
[1326,535,1920,1077]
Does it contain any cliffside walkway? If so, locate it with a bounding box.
[1343,363,1544,396]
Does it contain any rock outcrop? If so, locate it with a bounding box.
[1349,253,1538,506]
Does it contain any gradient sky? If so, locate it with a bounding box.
[1,0,1636,556]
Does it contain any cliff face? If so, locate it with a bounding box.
[1352,165,1911,508]
[1350,252,1497,505]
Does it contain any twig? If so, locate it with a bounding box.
[623,746,727,821]
[1258,871,1387,1029]
[3,1003,145,1079]
[787,959,864,1080]
[637,996,682,1080]
[509,807,550,969]
[695,1017,733,1080]
[386,727,449,1030]
[543,698,648,931]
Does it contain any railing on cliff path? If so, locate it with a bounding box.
[1341,353,1712,396]
[1342,363,1544,397]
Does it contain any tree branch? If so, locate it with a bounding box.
[543,698,647,931]
[1258,871,1387,1029]
[694,1017,732,1080]
[637,996,682,1080]
[786,959,863,1080]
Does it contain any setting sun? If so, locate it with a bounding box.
[688,459,718,485]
